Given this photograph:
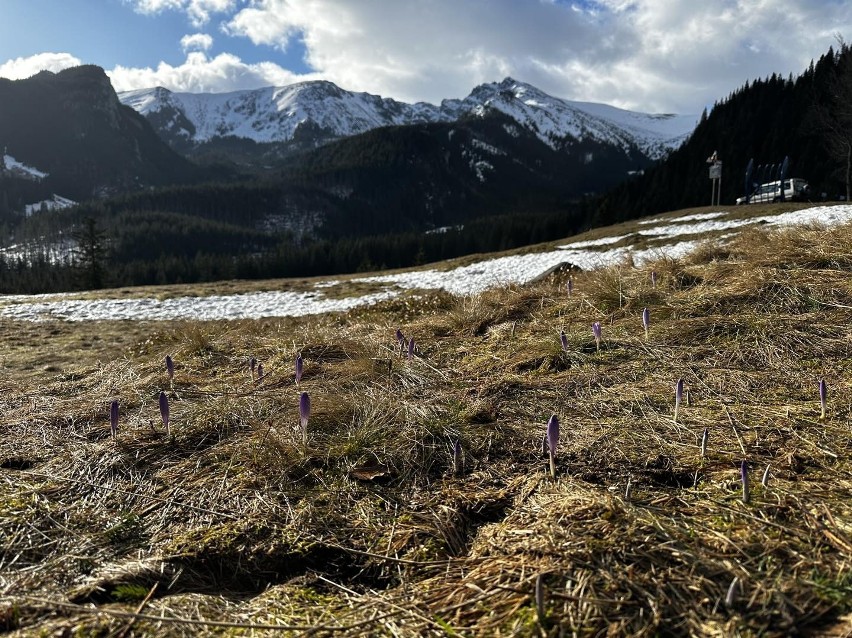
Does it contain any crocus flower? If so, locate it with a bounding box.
[396,329,406,355]
[295,353,303,384]
[651,271,657,288]
[249,356,257,379]
[257,363,264,380]
[819,378,827,420]
[567,278,573,296]
[159,391,170,436]
[407,337,415,361]
[299,391,311,444]
[453,439,463,475]
[560,330,568,352]
[110,399,119,438]
[592,322,602,352]
[165,355,174,382]
[642,307,650,340]
[741,460,750,504]
[546,414,559,478]
[700,427,708,458]
[674,378,684,422]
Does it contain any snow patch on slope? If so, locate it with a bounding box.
[25,195,76,216]
[3,205,851,322]
[3,154,48,180]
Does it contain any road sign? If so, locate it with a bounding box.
[709,162,722,179]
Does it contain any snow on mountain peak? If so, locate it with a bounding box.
[119,79,696,159]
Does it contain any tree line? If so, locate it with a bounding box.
[597,43,852,221]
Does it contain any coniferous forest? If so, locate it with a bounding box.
[596,43,852,223]
[2,44,852,293]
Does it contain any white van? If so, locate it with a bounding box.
[736,178,809,204]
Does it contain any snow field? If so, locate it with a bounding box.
[1,205,850,322]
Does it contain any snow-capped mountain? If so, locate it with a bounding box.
[444,80,696,160]
[119,78,695,160]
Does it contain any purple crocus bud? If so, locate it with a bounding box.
[165,355,174,381]
[700,427,708,458]
[407,337,415,361]
[567,278,573,296]
[295,353,303,384]
[819,378,827,420]
[110,399,119,438]
[592,322,601,351]
[257,363,264,380]
[674,378,684,422]
[741,460,750,504]
[396,328,405,345]
[159,391,170,435]
[560,330,568,352]
[642,307,650,339]
[546,414,559,478]
[299,391,311,443]
[453,439,463,475]
[249,356,257,379]
[651,270,657,288]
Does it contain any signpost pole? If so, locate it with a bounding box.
[707,153,722,205]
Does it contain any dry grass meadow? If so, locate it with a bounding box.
[3,216,852,636]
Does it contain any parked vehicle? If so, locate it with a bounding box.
[736,178,809,204]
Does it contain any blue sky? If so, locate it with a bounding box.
[0,0,311,73]
[1,1,850,114]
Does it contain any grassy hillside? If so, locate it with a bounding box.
[3,217,852,636]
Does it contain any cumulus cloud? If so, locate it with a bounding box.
[108,51,315,94]
[9,1,852,114]
[180,33,214,52]
[219,0,852,113]
[131,0,237,27]
[0,52,83,80]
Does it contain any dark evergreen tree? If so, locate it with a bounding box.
[72,216,108,290]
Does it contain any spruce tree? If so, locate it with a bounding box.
[72,216,107,290]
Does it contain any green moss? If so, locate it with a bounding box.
[110,583,151,602]
[810,569,852,610]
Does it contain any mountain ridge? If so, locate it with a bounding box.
[0,65,198,201]
[118,77,696,161]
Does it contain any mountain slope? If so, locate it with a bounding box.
[274,110,650,238]
[0,66,198,201]
[119,77,695,162]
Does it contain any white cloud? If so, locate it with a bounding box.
[0,52,83,80]
[218,0,852,113]
[130,0,237,27]
[181,33,214,52]
[8,1,852,114]
[108,51,314,94]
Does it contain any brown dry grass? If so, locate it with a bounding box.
[3,221,852,636]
